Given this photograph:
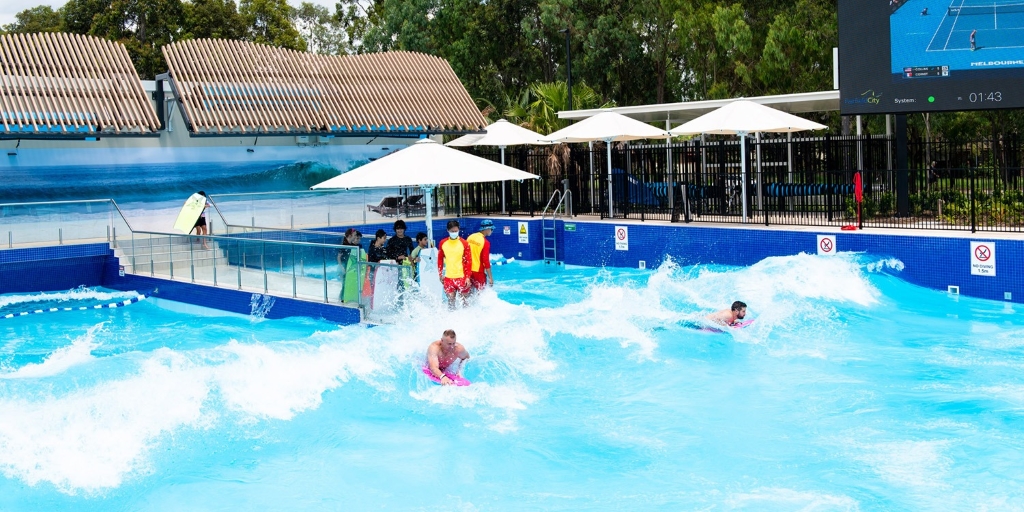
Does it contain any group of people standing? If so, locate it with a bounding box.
[336,218,496,308]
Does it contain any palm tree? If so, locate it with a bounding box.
[502,81,614,188]
[504,81,612,135]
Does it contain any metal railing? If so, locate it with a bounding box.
[459,134,1024,232]
[208,187,443,230]
[0,199,425,316]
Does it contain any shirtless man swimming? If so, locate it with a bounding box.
[707,301,747,326]
[426,329,470,386]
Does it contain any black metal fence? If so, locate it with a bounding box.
[451,134,1024,232]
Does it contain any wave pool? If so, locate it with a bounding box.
[1,253,1023,510]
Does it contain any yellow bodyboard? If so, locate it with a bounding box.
[173,193,206,233]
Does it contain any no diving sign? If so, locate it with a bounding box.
[614,226,628,251]
[970,241,995,276]
[816,234,836,256]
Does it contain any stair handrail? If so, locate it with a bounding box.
[541,189,571,218]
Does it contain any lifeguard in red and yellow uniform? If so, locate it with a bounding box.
[437,219,472,308]
[467,219,495,290]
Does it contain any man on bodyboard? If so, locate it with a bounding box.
[425,329,471,386]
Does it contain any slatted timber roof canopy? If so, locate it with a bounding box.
[162,39,487,135]
[0,32,160,137]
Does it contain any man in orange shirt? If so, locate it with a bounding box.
[437,219,472,309]
[467,219,495,291]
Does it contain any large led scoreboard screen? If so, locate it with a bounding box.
[839,0,1024,114]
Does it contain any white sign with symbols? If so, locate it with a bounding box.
[503,225,511,235]
[614,226,629,251]
[816,234,836,256]
[970,241,995,276]
[518,222,529,244]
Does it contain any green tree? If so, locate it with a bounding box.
[2,6,63,33]
[295,2,345,54]
[360,0,434,53]
[334,0,374,54]
[239,0,306,50]
[90,0,185,78]
[182,0,246,40]
[757,0,836,94]
[538,0,677,105]
[59,0,111,35]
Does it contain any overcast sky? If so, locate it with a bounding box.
[1,0,337,29]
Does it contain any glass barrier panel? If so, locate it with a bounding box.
[0,200,119,247]
[210,188,432,230]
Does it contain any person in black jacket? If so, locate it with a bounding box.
[385,219,415,264]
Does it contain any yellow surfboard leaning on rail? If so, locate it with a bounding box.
[173,193,206,233]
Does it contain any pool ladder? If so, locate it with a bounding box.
[541,185,571,269]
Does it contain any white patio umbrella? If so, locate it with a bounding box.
[445,132,485,147]
[543,111,669,218]
[447,119,550,213]
[670,100,826,222]
[311,138,538,243]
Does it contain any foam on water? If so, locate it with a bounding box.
[0,304,558,493]
[0,323,105,379]
[0,349,210,493]
[727,487,859,511]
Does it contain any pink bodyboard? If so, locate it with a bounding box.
[422,366,471,386]
[700,318,755,333]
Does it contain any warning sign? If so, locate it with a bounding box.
[518,222,529,244]
[816,234,836,256]
[503,225,511,235]
[970,241,995,276]
[614,225,629,251]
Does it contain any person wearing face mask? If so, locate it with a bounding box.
[437,219,472,309]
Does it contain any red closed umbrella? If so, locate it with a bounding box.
[843,172,863,230]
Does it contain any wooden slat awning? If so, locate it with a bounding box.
[161,39,487,135]
[0,33,160,136]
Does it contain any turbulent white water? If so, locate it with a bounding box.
[1,255,1023,510]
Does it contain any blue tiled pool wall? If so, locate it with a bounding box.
[2,222,1020,310]
[484,219,1021,304]
[309,218,1023,305]
[101,260,360,323]
[0,244,359,324]
[0,243,109,294]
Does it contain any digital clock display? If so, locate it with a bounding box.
[968,92,1002,102]
[839,1,1024,114]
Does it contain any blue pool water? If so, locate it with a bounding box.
[2,254,1023,510]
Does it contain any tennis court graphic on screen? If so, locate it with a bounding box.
[839,0,1024,114]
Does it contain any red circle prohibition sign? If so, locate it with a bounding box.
[616,228,626,240]
[820,237,834,252]
[974,244,991,262]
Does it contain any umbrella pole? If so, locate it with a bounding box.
[739,131,748,223]
[606,139,614,218]
[588,141,594,214]
[500,146,506,214]
[424,185,435,245]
